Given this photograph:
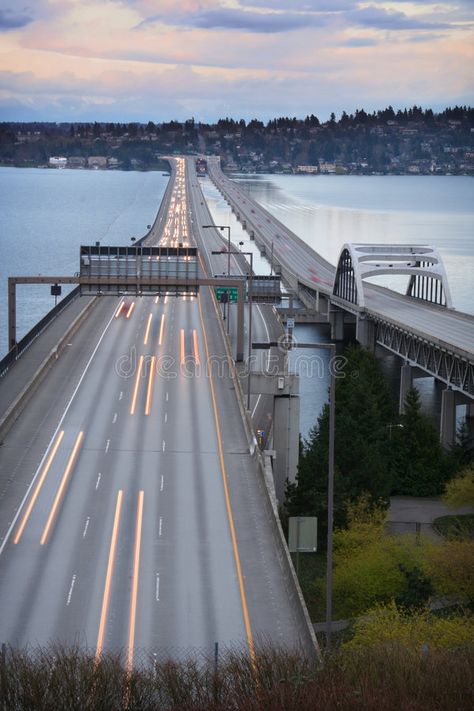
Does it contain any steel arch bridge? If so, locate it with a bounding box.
[332,244,453,310]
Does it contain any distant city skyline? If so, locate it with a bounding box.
[0,0,473,122]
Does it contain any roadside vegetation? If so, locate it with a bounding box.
[282,343,474,707]
[285,345,473,547]
[1,640,473,710]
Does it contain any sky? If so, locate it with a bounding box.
[0,0,473,123]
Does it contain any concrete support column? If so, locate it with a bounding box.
[466,404,474,420]
[273,392,300,505]
[399,363,413,414]
[329,308,344,341]
[440,388,456,450]
[356,315,376,352]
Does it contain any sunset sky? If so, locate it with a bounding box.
[0,0,472,122]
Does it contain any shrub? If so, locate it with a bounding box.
[443,463,474,508]
[424,538,474,603]
[343,602,474,653]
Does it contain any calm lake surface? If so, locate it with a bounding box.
[1,169,472,435]
[0,168,168,357]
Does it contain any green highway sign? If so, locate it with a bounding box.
[214,286,244,303]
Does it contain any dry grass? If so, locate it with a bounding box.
[0,641,472,710]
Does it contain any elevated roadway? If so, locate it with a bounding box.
[0,159,317,660]
[207,157,474,403]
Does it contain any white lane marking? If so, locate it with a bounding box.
[155,573,160,601]
[162,440,166,452]
[66,574,77,606]
[112,413,117,424]
[119,391,123,401]
[159,517,163,537]
[96,473,101,490]
[105,440,110,454]
[166,392,169,402]
[0,300,120,557]
[82,517,90,538]
[164,412,168,423]
[160,475,164,492]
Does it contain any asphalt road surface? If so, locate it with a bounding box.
[0,157,314,663]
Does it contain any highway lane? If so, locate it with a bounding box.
[185,158,285,447]
[0,156,315,661]
[0,158,249,659]
[208,157,474,358]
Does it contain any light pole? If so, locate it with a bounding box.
[239,242,253,411]
[202,224,231,329]
[212,245,253,411]
[386,423,404,440]
[202,224,231,276]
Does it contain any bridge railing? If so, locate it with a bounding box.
[0,286,80,379]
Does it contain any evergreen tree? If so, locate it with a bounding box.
[285,346,396,545]
[390,388,447,496]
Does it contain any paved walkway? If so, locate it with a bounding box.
[387,495,473,538]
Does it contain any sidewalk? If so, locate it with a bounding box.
[387,495,474,538]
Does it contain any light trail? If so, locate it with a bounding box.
[40,431,84,545]
[180,329,185,365]
[127,490,144,671]
[158,314,165,346]
[14,430,65,544]
[143,313,153,345]
[95,490,123,659]
[130,355,144,415]
[145,356,156,416]
[193,329,200,365]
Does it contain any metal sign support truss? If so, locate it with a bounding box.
[8,275,247,361]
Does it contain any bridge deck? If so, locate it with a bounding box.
[208,158,474,361]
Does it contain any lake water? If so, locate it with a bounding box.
[0,168,168,357]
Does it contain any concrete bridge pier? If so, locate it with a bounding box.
[329,307,345,341]
[249,372,300,504]
[440,388,456,449]
[399,363,414,414]
[356,314,376,352]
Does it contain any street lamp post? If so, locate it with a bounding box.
[202,224,231,330]
[386,423,404,440]
[211,244,254,411]
[239,242,253,411]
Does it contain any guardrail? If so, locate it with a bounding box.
[0,295,98,442]
[0,286,80,379]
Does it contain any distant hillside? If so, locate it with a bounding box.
[1,105,473,175]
